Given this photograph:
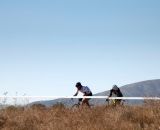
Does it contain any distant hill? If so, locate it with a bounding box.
[31,79,160,106]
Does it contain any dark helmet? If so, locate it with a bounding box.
[112,85,119,91]
[76,82,82,87]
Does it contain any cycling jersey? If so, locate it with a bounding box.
[109,89,123,97]
[79,86,92,94]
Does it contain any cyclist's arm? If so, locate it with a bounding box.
[74,89,79,96]
[119,91,123,97]
[106,90,112,101]
[109,90,113,97]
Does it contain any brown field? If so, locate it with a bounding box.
[0,102,160,130]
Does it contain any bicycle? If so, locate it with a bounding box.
[105,98,125,108]
[71,98,94,110]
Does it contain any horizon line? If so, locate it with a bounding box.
[0,96,160,100]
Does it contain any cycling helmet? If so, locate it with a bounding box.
[112,85,119,91]
[76,82,82,87]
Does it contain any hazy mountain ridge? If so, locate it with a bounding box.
[32,79,160,106]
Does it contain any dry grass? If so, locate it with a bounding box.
[0,103,160,130]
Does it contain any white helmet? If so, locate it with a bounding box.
[112,85,119,91]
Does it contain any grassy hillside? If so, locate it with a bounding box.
[0,102,160,130]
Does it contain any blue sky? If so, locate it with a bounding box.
[0,0,160,98]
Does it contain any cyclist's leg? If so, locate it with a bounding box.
[82,93,92,107]
[110,99,116,106]
[79,98,83,103]
[115,99,122,106]
[82,98,90,106]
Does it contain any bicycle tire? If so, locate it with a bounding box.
[71,104,79,110]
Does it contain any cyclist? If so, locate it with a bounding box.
[74,82,93,107]
[106,85,123,106]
